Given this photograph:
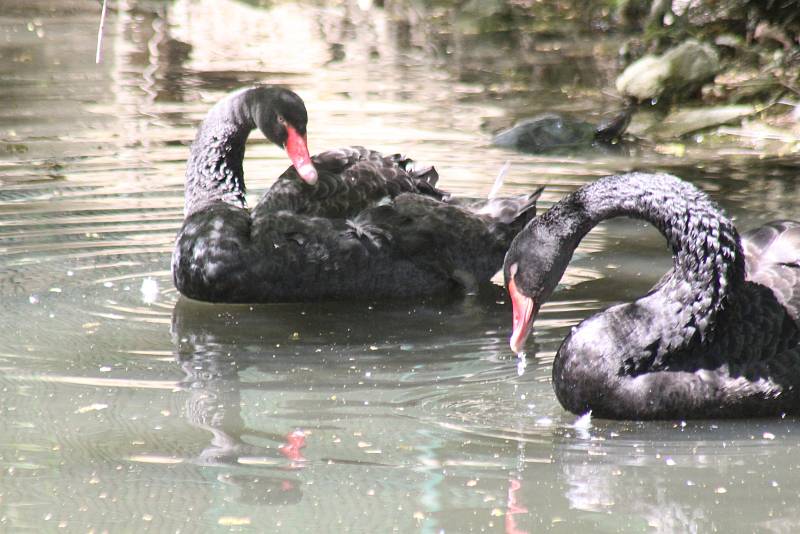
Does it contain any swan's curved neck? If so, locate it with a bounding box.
[184,89,256,216]
[551,172,745,340]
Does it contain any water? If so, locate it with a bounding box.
[2,0,800,531]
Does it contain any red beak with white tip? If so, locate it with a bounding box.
[285,125,318,185]
[508,275,536,354]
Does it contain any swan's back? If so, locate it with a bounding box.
[255,147,443,219]
[742,221,800,323]
[176,87,545,304]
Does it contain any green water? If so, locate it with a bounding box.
[1,1,799,532]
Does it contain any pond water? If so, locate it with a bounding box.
[2,0,800,532]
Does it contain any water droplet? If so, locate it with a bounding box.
[516,353,527,376]
[574,411,592,430]
[140,278,158,304]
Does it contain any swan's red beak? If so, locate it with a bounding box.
[285,125,318,185]
[508,276,536,354]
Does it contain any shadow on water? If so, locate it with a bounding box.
[169,287,519,443]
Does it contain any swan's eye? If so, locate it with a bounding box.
[276,115,286,126]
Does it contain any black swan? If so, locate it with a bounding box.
[173,86,542,302]
[491,107,633,154]
[503,172,800,419]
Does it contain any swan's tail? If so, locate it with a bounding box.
[478,186,544,228]
[391,154,445,200]
[447,187,544,230]
[742,220,800,323]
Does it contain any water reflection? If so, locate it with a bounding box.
[113,2,193,104]
[169,290,800,532]
[175,338,306,506]
[553,418,800,532]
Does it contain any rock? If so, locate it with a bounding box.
[616,55,671,101]
[647,104,760,139]
[491,114,597,153]
[616,39,721,102]
[754,21,795,50]
[615,0,650,31]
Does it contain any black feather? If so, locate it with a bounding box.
[173,87,542,302]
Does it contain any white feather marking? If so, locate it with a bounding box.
[488,161,510,199]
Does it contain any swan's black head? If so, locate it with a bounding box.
[503,217,575,353]
[250,87,318,185]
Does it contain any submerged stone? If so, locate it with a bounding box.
[491,108,632,154]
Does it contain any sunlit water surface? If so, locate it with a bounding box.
[2,1,800,532]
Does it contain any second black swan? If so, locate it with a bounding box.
[503,172,800,419]
[173,86,542,302]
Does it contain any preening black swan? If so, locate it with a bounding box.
[503,172,800,419]
[173,86,542,302]
[491,107,633,154]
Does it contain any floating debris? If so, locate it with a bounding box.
[535,417,553,427]
[218,517,252,527]
[75,403,108,414]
